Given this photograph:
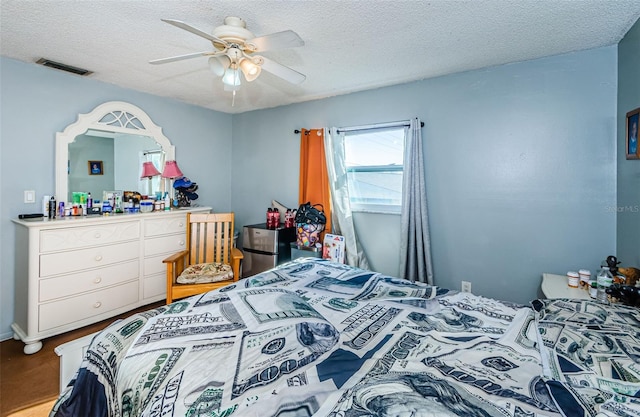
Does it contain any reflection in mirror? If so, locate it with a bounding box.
[56,101,175,205]
[67,132,164,202]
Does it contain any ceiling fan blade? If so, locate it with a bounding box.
[259,56,306,85]
[161,19,227,46]
[149,51,213,65]
[246,30,304,52]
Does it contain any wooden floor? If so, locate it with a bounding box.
[0,301,164,417]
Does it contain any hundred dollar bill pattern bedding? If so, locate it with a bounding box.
[50,258,640,417]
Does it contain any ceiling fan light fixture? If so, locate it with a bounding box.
[208,56,230,77]
[239,58,261,82]
[222,67,241,88]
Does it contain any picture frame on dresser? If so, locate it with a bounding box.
[626,107,639,160]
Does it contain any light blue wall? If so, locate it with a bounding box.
[0,57,232,340]
[617,19,640,266]
[232,46,618,305]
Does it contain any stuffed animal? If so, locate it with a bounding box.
[617,267,640,286]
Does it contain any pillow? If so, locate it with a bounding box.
[271,199,291,223]
[177,262,233,284]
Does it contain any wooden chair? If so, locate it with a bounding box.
[163,212,243,304]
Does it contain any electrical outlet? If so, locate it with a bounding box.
[461,280,472,293]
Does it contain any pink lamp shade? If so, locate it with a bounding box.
[140,161,161,179]
[161,160,183,179]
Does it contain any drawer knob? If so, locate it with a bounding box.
[94,233,101,239]
[95,255,103,262]
[93,301,102,308]
[179,240,185,246]
[94,277,102,284]
[179,222,184,227]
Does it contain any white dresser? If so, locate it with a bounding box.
[11,207,210,354]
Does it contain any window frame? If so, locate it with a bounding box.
[342,125,406,214]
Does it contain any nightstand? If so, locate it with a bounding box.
[541,273,591,299]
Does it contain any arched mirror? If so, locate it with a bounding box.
[55,101,175,203]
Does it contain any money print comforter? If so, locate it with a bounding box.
[50,258,640,417]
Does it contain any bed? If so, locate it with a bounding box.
[50,258,640,417]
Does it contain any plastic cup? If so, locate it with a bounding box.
[567,271,580,288]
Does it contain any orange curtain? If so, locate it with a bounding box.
[299,128,332,235]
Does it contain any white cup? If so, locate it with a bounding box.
[567,271,579,288]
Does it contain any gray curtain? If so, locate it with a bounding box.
[324,127,370,269]
[399,118,434,284]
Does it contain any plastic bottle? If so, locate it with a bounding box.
[164,192,171,211]
[42,195,51,217]
[267,208,276,229]
[596,266,613,303]
[48,196,56,219]
[87,192,93,209]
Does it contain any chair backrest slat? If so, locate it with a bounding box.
[187,212,235,266]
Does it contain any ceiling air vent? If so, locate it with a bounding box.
[35,58,93,76]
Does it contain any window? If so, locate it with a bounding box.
[343,126,406,213]
[139,150,165,197]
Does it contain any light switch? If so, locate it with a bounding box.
[24,190,35,203]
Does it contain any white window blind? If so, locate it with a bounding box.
[342,125,406,213]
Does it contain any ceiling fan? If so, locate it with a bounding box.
[150,16,306,94]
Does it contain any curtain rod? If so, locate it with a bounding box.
[336,119,423,134]
[293,120,423,134]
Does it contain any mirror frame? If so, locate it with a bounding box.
[56,101,175,202]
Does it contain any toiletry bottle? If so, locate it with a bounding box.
[114,193,123,214]
[87,192,92,209]
[42,195,51,217]
[164,192,171,211]
[48,196,56,219]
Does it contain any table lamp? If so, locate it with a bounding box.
[161,160,183,204]
[140,161,161,198]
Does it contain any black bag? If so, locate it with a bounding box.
[295,202,326,225]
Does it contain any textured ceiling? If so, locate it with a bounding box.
[1,1,639,114]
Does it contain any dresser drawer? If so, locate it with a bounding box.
[145,234,186,257]
[40,241,139,277]
[145,253,172,276]
[40,221,140,252]
[39,260,139,302]
[143,272,166,299]
[144,216,187,237]
[38,280,139,332]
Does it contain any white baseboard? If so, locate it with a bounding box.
[0,330,15,342]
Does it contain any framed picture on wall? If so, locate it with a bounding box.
[626,107,639,160]
[88,160,103,175]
